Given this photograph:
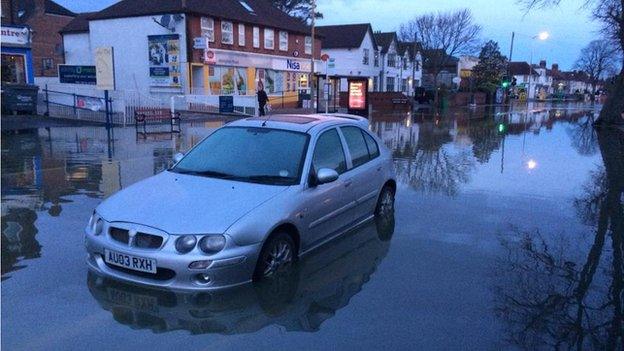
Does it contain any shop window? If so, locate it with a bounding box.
[264,28,274,49]
[374,51,379,67]
[201,17,214,42]
[304,36,312,54]
[1,54,26,84]
[253,27,260,48]
[279,31,288,51]
[238,24,245,46]
[363,49,369,65]
[386,77,395,92]
[209,66,248,95]
[42,58,53,71]
[221,21,234,44]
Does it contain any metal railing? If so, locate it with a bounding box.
[39,85,118,125]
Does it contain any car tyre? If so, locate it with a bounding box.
[254,232,296,281]
[375,185,395,217]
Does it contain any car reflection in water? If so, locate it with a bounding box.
[87,214,394,335]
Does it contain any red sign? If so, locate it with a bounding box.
[204,50,216,64]
[320,53,330,62]
[348,81,367,110]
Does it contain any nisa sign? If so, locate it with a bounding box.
[286,59,301,71]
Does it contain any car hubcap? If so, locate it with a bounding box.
[263,240,293,276]
[379,191,394,215]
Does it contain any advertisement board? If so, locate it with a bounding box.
[348,80,367,110]
[148,34,180,87]
[59,65,96,85]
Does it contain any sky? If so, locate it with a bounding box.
[57,0,601,70]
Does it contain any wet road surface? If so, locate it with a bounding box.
[2,104,622,350]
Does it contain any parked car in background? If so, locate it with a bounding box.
[85,114,397,290]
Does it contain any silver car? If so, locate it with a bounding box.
[85,114,396,290]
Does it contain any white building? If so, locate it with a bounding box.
[374,32,421,95]
[509,61,540,99]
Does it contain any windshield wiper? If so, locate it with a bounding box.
[173,169,237,179]
[245,175,295,184]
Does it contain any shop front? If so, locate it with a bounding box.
[1,25,34,85]
[190,49,315,107]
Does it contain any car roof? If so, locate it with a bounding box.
[227,114,369,133]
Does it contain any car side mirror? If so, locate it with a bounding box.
[315,168,339,185]
[173,152,184,163]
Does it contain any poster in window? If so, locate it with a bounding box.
[348,81,367,110]
[148,34,180,87]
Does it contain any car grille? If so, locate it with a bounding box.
[109,227,164,249]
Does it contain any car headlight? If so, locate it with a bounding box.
[175,235,197,254]
[89,211,104,235]
[198,235,226,254]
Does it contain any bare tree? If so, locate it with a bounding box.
[399,9,481,105]
[575,40,619,93]
[271,0,322,23]
[520,0,623,125]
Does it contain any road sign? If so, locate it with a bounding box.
[321,53,330,62]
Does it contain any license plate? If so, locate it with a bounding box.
[104,249,157,274]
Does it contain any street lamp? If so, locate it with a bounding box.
[527,31,549,102]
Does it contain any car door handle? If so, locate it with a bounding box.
[344,180,352,188]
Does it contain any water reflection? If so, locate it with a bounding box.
[494,126,623,349]
[87,216,394,335]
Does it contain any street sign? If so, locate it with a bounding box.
[58,65,96,85]
[95,47,115,90]
[321,53,330,62]
[193,37,207,49]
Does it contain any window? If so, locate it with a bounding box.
[386,77,395,92]
[341,127,370,168]
[264,28,274,49]
[305,36,312,54]
[362,131,380,159]
[403,57,408,70]
[1,54,26,84]
[374,51,379,67]
[415,60,420,71]
[42,58,53,70]
[238,23,245,46]
[253,27,260,48]
[279,31,288,51]
[201,17,214,42]
[363,48,369,65]
[312,129,346,174]
[387,53,396,68]
[373,76,378,92]
[221,21,234,44]
[401,78,407,92]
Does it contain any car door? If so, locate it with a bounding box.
[301,128,356,249]
[339,126,384,222]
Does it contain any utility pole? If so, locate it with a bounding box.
[310,0,316,112]
[412,38,417,97]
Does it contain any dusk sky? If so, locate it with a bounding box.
[57,0,600,70]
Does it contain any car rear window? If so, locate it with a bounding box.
[362,131,380,159]
[341,126,370,168]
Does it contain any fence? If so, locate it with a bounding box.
[39,85,120,125]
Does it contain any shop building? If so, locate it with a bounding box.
[1,24,34,84]
[60,0,321,102]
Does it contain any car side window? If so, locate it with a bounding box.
[362,131,380,159]
[312,129,347,174]
[341,126,370,168]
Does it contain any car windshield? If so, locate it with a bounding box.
[171,127,309,185]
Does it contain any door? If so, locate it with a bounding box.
[339,126,384,221]
[301,128,356,249]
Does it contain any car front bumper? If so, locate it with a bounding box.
[85,229,262,291]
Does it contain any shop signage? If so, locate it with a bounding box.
[193,37,207,49]
[148,34,181,87]
[286,59,301,70]
[95,47,115,90]
[204,49,216,65]
[207,49,312,72]
[328,58,336,69]
[58,65,97,85]
[1,26,31,46]
[348,80,367,110]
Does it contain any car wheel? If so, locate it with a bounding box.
[375,185,395,217]
[254,232,296,281]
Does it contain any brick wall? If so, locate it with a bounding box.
[186,15,321,63]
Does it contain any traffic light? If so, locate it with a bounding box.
[497,122,507,134]
[511,77,517,87]
[501,76,511,89]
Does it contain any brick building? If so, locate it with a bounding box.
[1,0,75,77]
[61,0,322,99]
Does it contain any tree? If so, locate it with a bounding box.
[472,40,509,100]
[520,0,623,125]
[575,40,619,93]
[271,0,322,23]
[399,9,481,106]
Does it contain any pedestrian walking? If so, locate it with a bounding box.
[257,81,269,116]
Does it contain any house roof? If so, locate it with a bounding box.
[422,49,459,70]
[88,0,313,34]
[44,0,75,16]
[11,0,75,23]
[397,41,421,60]
[60,12,96,34]
[373,32,397,53]
[316,23,376,49]
[509,62,538,76]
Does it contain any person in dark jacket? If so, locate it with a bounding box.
[257,87,269,116]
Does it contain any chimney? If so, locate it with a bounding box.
[551,63,559,74]
[539,60,546,69]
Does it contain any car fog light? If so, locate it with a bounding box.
[189,260,213,270]
[194,273,211,285]
[175,235,197,254]
[94,219,103,235]
[198,235,226,254]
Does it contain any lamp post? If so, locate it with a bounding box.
[527,31,549,102]
[310,0,316,112]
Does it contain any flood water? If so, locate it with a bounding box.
[2,104,622,350]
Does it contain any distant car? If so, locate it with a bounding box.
[85,114,397,290]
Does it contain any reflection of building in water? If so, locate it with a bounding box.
[370,119,419,156]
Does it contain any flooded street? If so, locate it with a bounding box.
[2,104,622,350]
